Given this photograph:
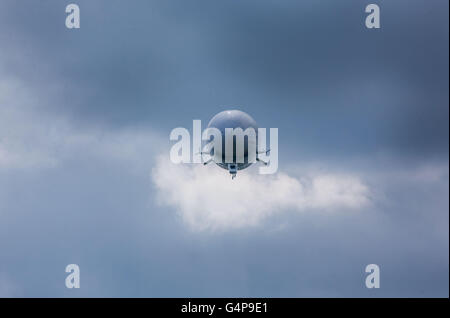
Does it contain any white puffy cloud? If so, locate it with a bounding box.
[152,156,370,231]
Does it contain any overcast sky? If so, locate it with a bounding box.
[0,0,448,297]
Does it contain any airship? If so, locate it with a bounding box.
[202,110,269,179]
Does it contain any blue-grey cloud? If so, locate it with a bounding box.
[0,0,448,297]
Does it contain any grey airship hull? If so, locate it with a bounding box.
[206,110,259,177]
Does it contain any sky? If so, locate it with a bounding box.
[0,0,448,297]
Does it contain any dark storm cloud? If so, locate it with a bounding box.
[1,0,448,157]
